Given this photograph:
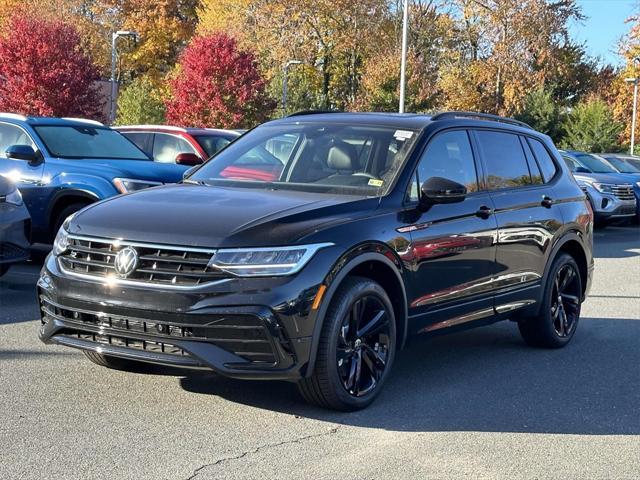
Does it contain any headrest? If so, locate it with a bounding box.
[327,142,358,171]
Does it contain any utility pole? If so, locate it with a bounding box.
[282,60,302,117]
[399,0,409,114]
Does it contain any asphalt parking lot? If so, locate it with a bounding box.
[1,226,639,480]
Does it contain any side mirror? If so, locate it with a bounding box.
[175,152,202,166]
[574,166,591,174]
[6,144,40,164]
[420,177,467,207]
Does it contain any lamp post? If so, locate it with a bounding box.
[626,77,638,155]
[399,0,409,114]
[282,60,302,117]
[110,30,138,124]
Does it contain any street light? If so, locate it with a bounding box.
[625,57,640,155]
[399,0,409,114]
[110,30,138,124]
[282,60,302,117]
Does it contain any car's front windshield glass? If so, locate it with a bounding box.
[34,126,150,160]
[189,122,420,196]
[574,153,617,174]
[605,156,640,173]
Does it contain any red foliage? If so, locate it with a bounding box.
[0,15,102,120]
[166,33,274,128]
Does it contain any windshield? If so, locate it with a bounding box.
[189,122,420,196]
[194,134,235,157]
[34,126,150,160]
[574,153,617,174]
[604,156,640,173]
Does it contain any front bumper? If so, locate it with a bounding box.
[0,202,31,265]
[37,248,339,380]
[585,189,636,219]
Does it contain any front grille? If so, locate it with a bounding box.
[59,236,226,287]
[611,184,635,201]
[40,296,278,364]
[0,242,28,261]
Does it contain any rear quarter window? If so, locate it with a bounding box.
[527,138,558,182]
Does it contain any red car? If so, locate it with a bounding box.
[115,125,241,166]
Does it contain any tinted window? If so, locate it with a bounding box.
[0,123,35,157]
[194,135,234,157]
[33,126,149,160]
[476,131,532,189]
[153,133,198,163]
[410,130,478,201]
[521,138,543,185]
[121,132,152,156]
[528,138,558,182]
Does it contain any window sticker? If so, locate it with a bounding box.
[394,130,414,140]
[368,179,384,187]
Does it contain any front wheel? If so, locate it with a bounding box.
[518,253,582,348]
[298,276,396,411]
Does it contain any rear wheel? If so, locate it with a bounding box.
[518,253,582,348]
[83,351,143,370]
[298,276,396,411]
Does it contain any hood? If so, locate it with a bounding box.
[49,158,188,183]
[69,184,378,248]
[572,172,635,185]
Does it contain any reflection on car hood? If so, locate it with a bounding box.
[69,183,378,248]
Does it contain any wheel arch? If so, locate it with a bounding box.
[543,232,590,302]
[303,244,408,378]
[47,189,99,232]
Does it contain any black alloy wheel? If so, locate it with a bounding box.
[518,253,582,348]
[298,276,396,410]
[337,295,391,397]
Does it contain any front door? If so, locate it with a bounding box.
[404,129,498,334]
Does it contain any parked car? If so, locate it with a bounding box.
[0,175,30,277]
[39,111,594,411]
[598,153,640,222]
[115,125,240,166]
[560,150,637,225]
[0,114,190,242]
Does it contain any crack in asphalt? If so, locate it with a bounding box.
[185,426,340,479]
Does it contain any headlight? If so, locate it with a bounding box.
[636,181,640,188]
[3,188,23,205]
[52,213,76,256]
[208,243,334,276]
[591,183,614,193]
[113,178,162,194]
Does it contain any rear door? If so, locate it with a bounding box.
[473,129,563,314]
[404,129,498,334]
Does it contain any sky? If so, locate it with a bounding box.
[570,0,637,66]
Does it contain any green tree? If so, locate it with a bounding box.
[516,88,561,141]
[560,98,623,153]
[115,76,166,125]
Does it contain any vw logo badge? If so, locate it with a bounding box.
[113,246,138,278]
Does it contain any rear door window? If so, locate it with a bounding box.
[475,130,532,189]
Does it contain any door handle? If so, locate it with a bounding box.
[541,196,555,208]
[476,206,494,219]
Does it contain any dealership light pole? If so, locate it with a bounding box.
[399,0,409,113]
[282,60,302,117]
[626,57,640,155]
[110,30,138,124]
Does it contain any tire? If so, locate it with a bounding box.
[53,202,90,236]
[518,253,582,348]
[83,351,143,370]
[0,264,9,277]
[297,276,396,411]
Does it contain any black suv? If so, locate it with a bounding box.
[39,112,593,410]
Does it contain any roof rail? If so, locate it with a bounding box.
[431,111,532,129]
[287,110,343,117]
[0,112,28,121]
[62,117,104,126]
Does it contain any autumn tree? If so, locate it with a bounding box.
[165,32,274,128]
[560,98,623,153]
[0,15,103,119]
[115,76,166,125]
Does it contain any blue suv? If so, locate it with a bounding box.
[0,114,189,242]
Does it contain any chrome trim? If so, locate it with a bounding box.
[495,300,536,314]
[420,307,495,333]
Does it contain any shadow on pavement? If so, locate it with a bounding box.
[179,317,640,435]
[592,226,640,259]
